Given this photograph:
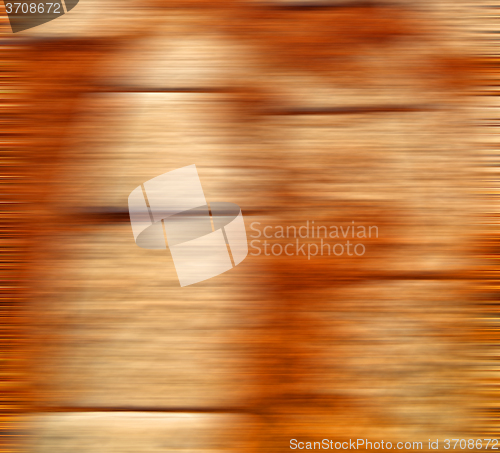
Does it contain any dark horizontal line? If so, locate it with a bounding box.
[268,105,436,115]
[348,271,482,281]
[94,86,226,94]
[89,89,437,115]
[27,406,251,415]
[0,38,38,47]
[0,36,114,47]
[70,209,130,224]
[62,208,272,225]
[259,1,381,10]
[23,394,370,415]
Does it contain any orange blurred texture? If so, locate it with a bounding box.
[1,1,498,452]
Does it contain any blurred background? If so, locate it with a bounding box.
[1,0,498,452]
